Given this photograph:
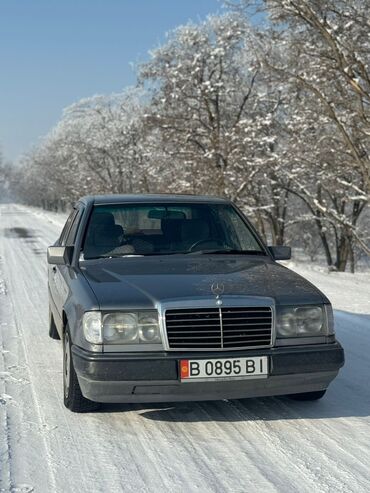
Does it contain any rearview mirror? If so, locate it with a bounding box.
[147,209,186,219]
[147,208,166,219]
[268,245,291,261]
[47,246,73,265]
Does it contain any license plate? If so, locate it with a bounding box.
[180,356,268,382]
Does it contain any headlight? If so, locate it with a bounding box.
[103,313,138,343]
[276,305,329,338]
[83,311,103,344]
[102,311,161,345]
[138,315,162,342]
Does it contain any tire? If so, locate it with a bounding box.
[48,308,60,340]
[63,326,100,413]
[288,390,327,401]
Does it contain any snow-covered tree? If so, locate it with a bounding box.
[17,88,162,207]
[141,16,267,193]
[231,0,370,269]
[14,5,370,270]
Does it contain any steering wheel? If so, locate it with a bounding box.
[189,239,220,252]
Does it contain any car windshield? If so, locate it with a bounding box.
[82,202,265,259]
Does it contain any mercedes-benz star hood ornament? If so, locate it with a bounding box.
[211,282,224,305]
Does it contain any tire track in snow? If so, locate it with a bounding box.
[0,272,12,493]
[226,398,364,492]
[0,210,57,492]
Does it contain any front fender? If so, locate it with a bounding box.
[63,268,102,352]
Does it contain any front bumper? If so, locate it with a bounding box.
[72,342,344,403]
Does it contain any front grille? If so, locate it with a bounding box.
[165,307,272,350]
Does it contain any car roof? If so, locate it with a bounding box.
[78,193,231,206]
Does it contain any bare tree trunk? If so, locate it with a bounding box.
[314,217,334,268]
[335,233,350,272]
[349,240,355,274]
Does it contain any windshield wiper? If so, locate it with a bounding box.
[83,254,145,260]
[83,252,185,260]
[187,249,266,255]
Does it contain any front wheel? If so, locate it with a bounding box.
[287,390,327,401]
[63,327,100,413]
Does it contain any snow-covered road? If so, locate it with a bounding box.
[1,203,370,493]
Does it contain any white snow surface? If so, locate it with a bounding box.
[0,203,369,493]
[284,261,370,315]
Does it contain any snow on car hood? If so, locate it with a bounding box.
[80,256,328,310]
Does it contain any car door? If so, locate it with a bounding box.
[50,207,83,316]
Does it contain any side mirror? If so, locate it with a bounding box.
[268,245,291,261]
[47,246,73,265]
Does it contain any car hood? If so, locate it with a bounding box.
[80,256,328,310]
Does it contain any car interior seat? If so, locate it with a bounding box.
[161,218,186,250]
[84,212,124,258]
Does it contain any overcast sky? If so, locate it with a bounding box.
[0,0,222,163]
